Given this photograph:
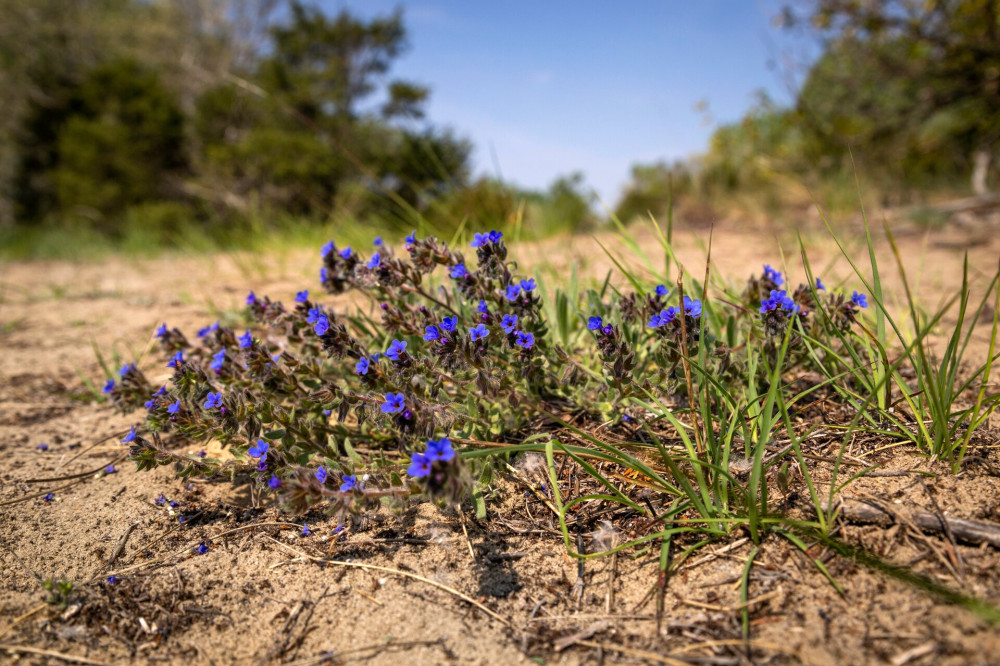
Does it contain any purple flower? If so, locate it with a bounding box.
[355,356,370,375]
[601,324,613,336]
[167,400,181,415]
[144,399,156,410]
[381,392,405,413]
[167,351,184,368]
[339,475,357,492]
[106,575,119,584]
[268,475,281,489]
[405,230,417,245]
[306,307,322,324]
[683,296,702,318]
[408,452,432,478]
[477,300,489,314]
[105,465,117,474]
[760,289,797,314]
[424,325,441,342]
[520,278,536,292]
[515,331,535,349]
[320,267,328,282]
[852,291,868,308]
[366,252,381,269]
[197,321,219,338]
[103,379,115,394]
[203,392,223,409]
[315,467,327,484]
[35,443,49,451]
[238,330,253,348]
[339,247,352,259]
[504,284,520,301]
[469,323,490,341]
[154,385,166,396]
[156,322,168,337]
[386,339,407,361]
[322,240,335,257]
[118,363,134,377]
[471,232,489,248]
[501,314,518,334]
[450,263,467,279]
[588,316,603,330]
[155,494,167,506]
[374,236,384,247]
[246,291,257,305]
[44,493,54,502]
[488,230,503,243]
[816,277,826,291]
[315,314,330,336]
[649,307,679,328]
[197,541,210,555]
[122,425,137,443]
[763,265,785,287]
[425,437,455,462]
[655,285,669,297]
[248,439,269,460]
[440,316,457,332]
[296,290,309,303]
[301,524,312,536]
[210,349,226,373]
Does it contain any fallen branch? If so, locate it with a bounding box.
[821,497,1000,548]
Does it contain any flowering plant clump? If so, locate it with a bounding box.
[106,231,883,525]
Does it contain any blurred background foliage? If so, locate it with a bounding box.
[0,0,997,257]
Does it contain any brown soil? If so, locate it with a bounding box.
[2,220,999,665]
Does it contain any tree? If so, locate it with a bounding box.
[785,0,1000,194]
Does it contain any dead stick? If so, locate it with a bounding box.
[821,498,1000,548]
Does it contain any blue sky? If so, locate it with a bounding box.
[320,1,817,206]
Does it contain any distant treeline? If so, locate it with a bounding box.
[0,0,596,242]
[616,0,1000,225]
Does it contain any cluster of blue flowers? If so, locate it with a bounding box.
[407,437,455,478]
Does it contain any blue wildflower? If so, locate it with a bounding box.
[44,493,54,502]
[320,267,328,282]
[315,467,327,484]
[36,443,49,451]
[301,525,312,536]
[386,339,407,360]
[355,356,370,375]
[425,437,455,462]
[763,265,785,286]
[471,232,489,248]
[203,392,223,409]
[683,296,703,318]
[649,307,679,328]
[504,284,521,301]
[440,316,457,332]
[374,236,384,247]
[366,252,381,269]
[103,379,115,394]
[238,330,253,348]
[450,263,467,279]
[423,325,441,342]
[408,452,432,478]
[296,290,309,303]
[322,240,336,257]
[306,307,322,324]
[268,475,281,489]
[515,331,535,349]
[210,349,226,373]
[154,494,167,506]
[167,401,181,415]
[655,285,669,297]
[315,314,330,336]
[248,439,269,460]
[246,291,257,305]
[381,392,405,413]
[122,425,137,443]
[154,385,166,396]
[477,300,489,314]
[501,314,518,334]
[197,541,210,555]
[405,230,417,245]
[469,323,490,341]
[852,291,868,308]
[197,321,219,338]
[106,575,119,585]
[760,289,798,314]
[520,278,536,292]
[816,277,826,291]
[488,230,503,243]
[156,322,168,337]
[144,398,156,410]
[119,363,134,377]
[588,316,603,330]
[339,475,357,492]
[105,465,116,474]
[339,247,352,259]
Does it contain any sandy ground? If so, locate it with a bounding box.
[2,219,1000,665]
